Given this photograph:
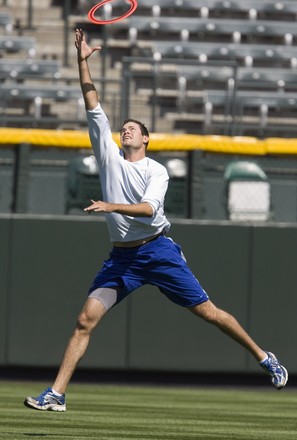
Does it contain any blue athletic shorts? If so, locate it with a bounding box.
[88,235,209,308]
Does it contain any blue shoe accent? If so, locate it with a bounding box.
[260,352,288,390]
[24,387,66,411]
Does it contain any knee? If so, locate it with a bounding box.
[75,311,96,334]
[190,300,220,323]
[74,298,106,335]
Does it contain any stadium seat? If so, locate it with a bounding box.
[0,12,12,29]
[0,84,82,100]
[132,64,234,98]
[66,155,102,214]
[237,67,297,92]
[191,19,296,44]
[177,65,234,93]
[255,1,297,21]
[133,17,296,44]
[0,36,35,55]
[118,16,297,47]
[233,92,297,137]
[224,160,271,221]
[166,89,233,135]
[162,86,297,137]
[0,84,83,128]
[129,17,201,43]
[0,59,61,80]
[101,0,201,18]
[188,0,297,20]
[153,41,297,67]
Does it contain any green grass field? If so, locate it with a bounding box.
[1,381,296,440]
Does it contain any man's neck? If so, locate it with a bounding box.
[124,149,146,162]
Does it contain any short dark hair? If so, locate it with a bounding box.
[122,118,150,147]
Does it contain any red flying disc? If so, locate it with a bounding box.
[88,0,138,25]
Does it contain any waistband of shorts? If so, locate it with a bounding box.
[111,233,165,253]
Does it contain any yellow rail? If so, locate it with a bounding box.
[1,128,297,155]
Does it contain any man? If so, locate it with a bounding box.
[24,29,288,412]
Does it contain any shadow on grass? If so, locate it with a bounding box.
[23,435,72,438]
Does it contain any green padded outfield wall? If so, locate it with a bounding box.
[0,215,296,374]
[127,222,251,372]
[5,215,128,369]
[0,216,10,364]
[247,225,297,374]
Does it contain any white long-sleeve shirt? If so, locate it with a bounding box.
[87,104,171,242]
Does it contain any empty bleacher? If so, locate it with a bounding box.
[1,1,297,135]
[66,0,297,136]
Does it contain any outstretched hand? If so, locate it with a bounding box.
[84,199,113,214]
[75,28,102,62]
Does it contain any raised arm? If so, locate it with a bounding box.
[75,28,101,110]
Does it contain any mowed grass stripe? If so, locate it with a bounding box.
[0,381,296,440]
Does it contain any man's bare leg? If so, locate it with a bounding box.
[190,299,288,389]
[190,300,265,361]
[52,298,107,394]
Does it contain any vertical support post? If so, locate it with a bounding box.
[63,0,70,67]
[27,0,33,29]
[230,65,238,136]
[100,4,112,102]
[151,61,158,133]
[120,58,131,125]
[190,150,205,219]
[100,26,108,102]
[185,151,192,219]
[12,143,31,213]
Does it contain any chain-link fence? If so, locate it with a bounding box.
[1,144,297,223]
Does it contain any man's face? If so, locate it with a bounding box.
[120,122,148,149]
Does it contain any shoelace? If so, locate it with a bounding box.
[266,356,282,375]
[37,388,54,403]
